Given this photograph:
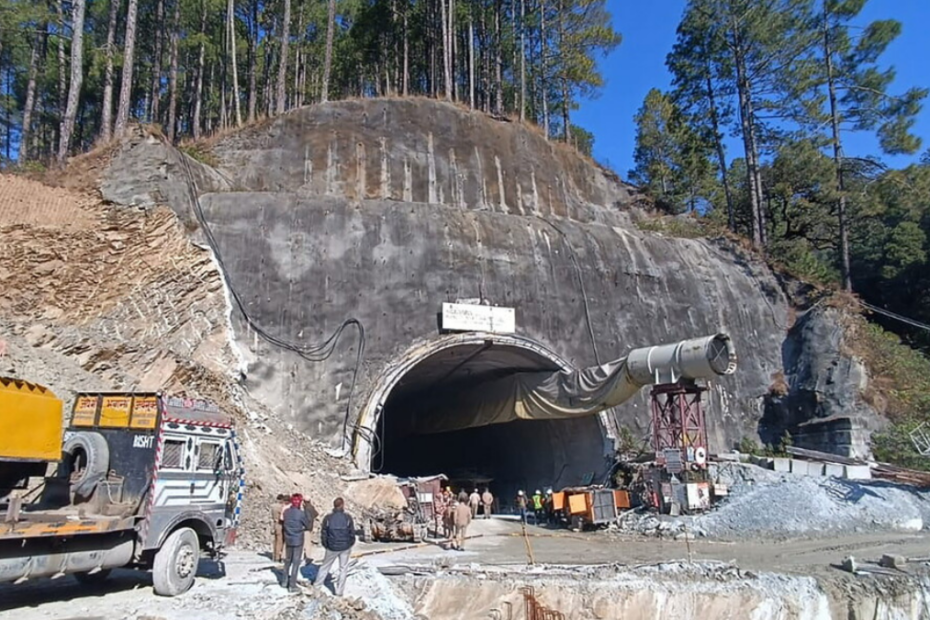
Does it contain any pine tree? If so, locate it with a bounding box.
[804,0,928,291]
[630,89,716,214]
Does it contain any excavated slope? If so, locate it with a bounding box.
[96,99,879,461]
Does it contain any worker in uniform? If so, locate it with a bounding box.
[515,490,528,524]
[272,493,288,563]
[281,493,310,592]
[481,488,494,518]
[302,495,319,566]
[468,488,481,518]
[531,490,545,524]
[451,495,472,551]
[442,487,455,539]
[545,488,555,525]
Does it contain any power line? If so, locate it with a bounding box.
[178,153,366,447]
[857,299,930,334]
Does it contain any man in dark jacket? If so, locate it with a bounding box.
[313,497,356,596]
[281,493,309,592]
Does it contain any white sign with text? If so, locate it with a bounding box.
[441,303,516,334]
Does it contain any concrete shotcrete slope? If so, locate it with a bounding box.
[97,99,880,469]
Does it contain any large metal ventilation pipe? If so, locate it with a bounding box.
[625,334,738,386]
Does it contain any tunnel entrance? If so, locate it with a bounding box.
[359,336,612,506]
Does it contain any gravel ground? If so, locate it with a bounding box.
[692,470,930,540]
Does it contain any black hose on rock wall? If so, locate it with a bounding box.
[177,153,367,448]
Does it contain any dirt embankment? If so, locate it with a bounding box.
[0,172,363,550]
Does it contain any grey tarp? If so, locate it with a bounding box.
[406,357,641,435]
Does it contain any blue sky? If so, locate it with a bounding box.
[574,0,930,178]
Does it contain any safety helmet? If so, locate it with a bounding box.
[474,488,479,493]
[518,490,524,496]
[535,490,541,494]
[546,488,553,495]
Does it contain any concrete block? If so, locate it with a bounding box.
[879,554,906,570]
[789,459,810,475]
[773,457,790,472]
[841,556,857,573]
[824,463,845,478]
[845,465,872,480]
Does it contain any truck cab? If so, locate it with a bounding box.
[0,384,245,596]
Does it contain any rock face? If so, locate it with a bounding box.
[99,98,879,465]
[762,306,881,459]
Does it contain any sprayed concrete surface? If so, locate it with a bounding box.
[97,100,882,465]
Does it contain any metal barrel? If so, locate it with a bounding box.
[625,333,737,386]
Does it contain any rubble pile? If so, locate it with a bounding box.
[692,470,930,540]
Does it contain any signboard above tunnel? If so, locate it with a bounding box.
[441,303,516,334]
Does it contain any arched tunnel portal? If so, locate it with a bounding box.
[353,334,614,503]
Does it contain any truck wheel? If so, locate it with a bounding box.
[153,527,200,596]
[74,569,111,585]
[62,432,110,500]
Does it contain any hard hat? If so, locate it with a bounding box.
[535,490,541,494]
[546,488,553,495]
[473,488,479,493]
[518,490,524,495]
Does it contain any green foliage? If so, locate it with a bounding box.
[178,142,219,167]
[2,0,622,163]
[569,126,595,157]
[633,214,706,239]
[738,437,762,456]
[630,88,716,214]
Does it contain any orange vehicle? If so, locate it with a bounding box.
[551,487,630,530]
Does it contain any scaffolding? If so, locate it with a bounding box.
[651,381,708,470]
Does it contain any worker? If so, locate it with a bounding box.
[532,490,544,524]
[281,493,310,592]
[451,495,472,551]
[481,488,494,518]
[468,488,481,518]
[545,488,555,525]
[441,486,454,538]
[515,490,528,524]
[272,494,288,563]
[314,497,357,596]
[302,495,319,566]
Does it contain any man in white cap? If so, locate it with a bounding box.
[515,490,528,524]
[468,488,481,518]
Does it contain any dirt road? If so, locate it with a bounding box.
[3,518,927,619]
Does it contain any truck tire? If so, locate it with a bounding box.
[62,432,110,500]
[74,569,111,585]
[153,527,200,596]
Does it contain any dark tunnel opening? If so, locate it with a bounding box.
[370,342,611,509]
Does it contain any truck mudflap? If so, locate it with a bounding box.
[0,532,134,584]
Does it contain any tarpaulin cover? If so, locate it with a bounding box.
[407,357,640,435]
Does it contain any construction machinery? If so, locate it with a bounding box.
[0,379,245,596]
[550,487,631,530]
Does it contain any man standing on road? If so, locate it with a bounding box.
[272,494,288,563]
[532,490,545,524]
[314,497,357,596]
[281,493,309,592]
[468,488,481,518]
[481,488,494,519]
[302,495,319,566]
[451,495,472,551]
[516,490,528,524]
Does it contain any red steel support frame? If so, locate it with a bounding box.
[651,382,708,465]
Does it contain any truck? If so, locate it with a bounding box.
[0,377,245,596]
